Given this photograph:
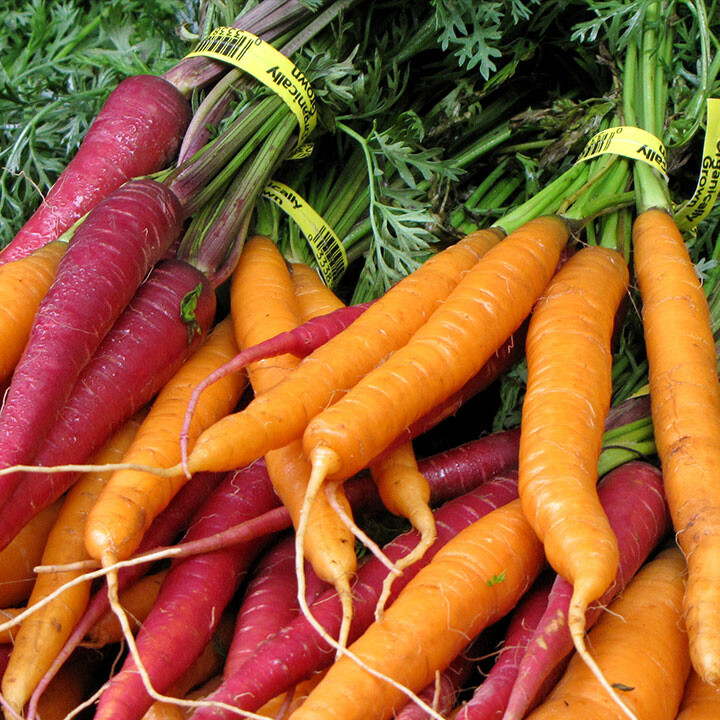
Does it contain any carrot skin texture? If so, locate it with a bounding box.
[0,75,191,265]
[289,499,544,720]
[0,259,215,552]
[0,240,65,383]
[0,179,184,508]
[524,548,689,720]
[186,228,503,474]
[303,216,568,480]
[190,472,520,720]
[94,462,280,720]
[633,208,720,684]
[676,670,720,719]
[504,460,669,720]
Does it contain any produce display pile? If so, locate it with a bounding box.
[2,0,720,718]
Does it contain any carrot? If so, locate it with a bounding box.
[517,245,629,701]
[0,609,23,643]
[287,499,544,720]
[0,415,143,716]
[180,227,503,476]
[0,258,217,554]
[0,178,184,509]
[290,263,346,318]
[0,75,191,266]
[83,317,244,565]
[189,472,520,720]
[676,670,720,719]
[0,500,61,608]
[504,460,669,720]
[85,569,169,646]
[524,547,689,720]
[0,240,65,383]
[633,208,720,684]
[31,650,94,720]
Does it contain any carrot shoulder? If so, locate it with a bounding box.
[633,208,720,683]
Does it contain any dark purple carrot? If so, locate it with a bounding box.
[0,179,184,508]
[189,472,520,720]
[93,461,281,720]
[224,532,328,678]
[0,259,215,552]
[454,574,553,720]
[0,77,191,266]
[502,460,669,720]
[26,470,225,720]
[180,302,372,466]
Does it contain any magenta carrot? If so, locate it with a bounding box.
[224,533,328,678]
[454,575,553,720]
[503,460,669,720]
[0,259,215,552]
[0,76,191,266]
[26,470,225,720]
[0,179,184,508]
[189,472,520,720]
[93,461,281,720]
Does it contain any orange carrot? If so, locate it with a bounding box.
[1,415,143,715]
[633,208,720,684]
[290,263,345,319]
[0,608,23,643]
[676,670,720,719]
[0,240,66,383]
[517,246,629,692]
[524,547,689,720]
[0,499,62,608]
[179,228,503,476]
[84,317,245,565]
[288,499,544,720]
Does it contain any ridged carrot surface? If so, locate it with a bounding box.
[183,227,503,474]
[518,246,629,655]
[633,208,720,684]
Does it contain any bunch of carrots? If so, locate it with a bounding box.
[1,1,720,719]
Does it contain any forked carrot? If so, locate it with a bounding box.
[1,414,143,716]
[0,241,66,384]
[524,547,689,720]
[177,227,503,476]
[287,499,544,720]
[633,208,720,684]
[517,245,629,705]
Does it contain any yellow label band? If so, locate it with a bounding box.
[674,99,720,230]
[187,27,317,149]
[261,181,348,288]
[577,126,668,178]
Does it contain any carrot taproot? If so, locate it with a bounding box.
[0,75,191,266]
[517,245,629,699]
[179,227,503,477]
[290,263,345,318]
[287,498,544,720]
[85,569,169,646]
[1,414,143,716]
[676,670,720,719]
[524,547,689,720]
[83,316,244,565]
[0,259,216,554]
[633,208,720,684]
[31,650,94,720]
[0,240,65,383]
[504,460,669,720]
[189,472,520,720]
[26,470,226,720]
[0,178,184,510]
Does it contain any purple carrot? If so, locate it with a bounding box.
[454,574,554,720]
[26,470,225,720]
[189,471,521,720]
[0,179,184,508]
[502,460,669,720]
[224,532,328,678]
[0,259,215,552]
[93,461,281,720]
[1,76,190,265]
[181,302,372,465]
